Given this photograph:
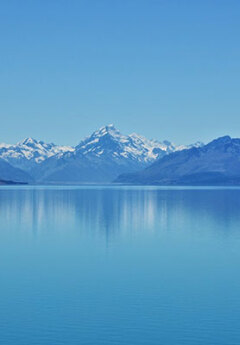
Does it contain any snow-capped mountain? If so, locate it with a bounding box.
[32,125,203,183]
[0,125,204,183]
[0,138,74,171]
[115,136,240,185]
[76,124,202,162]
[75,125,171,162]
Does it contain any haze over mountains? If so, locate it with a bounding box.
[1,125,240,185]
[0,125,202,184]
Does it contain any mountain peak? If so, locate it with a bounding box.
[19,137,39,146]
[206,135,232,148]
[215,135,231,142]
[94,124,120,137]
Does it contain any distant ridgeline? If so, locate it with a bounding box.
[116,136,240,185]
[0,179,28,185]
[0,126,240,185]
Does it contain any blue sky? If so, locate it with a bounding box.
[0,0,239,146]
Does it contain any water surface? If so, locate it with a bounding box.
[0,186,240,344]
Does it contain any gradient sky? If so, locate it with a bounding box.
[0,0,240,146]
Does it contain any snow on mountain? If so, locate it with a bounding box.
[175,141,204,151]
[75,124,181,163]
[115,136,240,185]
[32,125,203,183]
[0,138,74,171]
[0,125,204,183]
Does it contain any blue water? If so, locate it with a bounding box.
[0,186,240,345]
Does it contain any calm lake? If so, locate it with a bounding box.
[0,186,240,345]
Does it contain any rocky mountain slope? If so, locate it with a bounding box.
[0,159,31,183]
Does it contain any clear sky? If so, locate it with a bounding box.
[0,0,239,146]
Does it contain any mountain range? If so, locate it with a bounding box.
[2,126,240,185]
[0,125,202,184]
[116,136,240,185]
